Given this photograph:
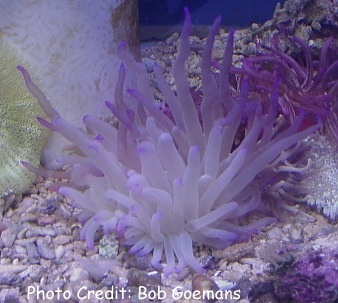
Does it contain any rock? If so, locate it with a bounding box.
[25,242,40,264]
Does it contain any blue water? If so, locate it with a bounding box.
[139,0,285,27]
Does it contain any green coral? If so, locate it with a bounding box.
[0,38,48,197]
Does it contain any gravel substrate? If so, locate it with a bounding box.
[1,174,337,303]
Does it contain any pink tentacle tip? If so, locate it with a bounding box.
[119,62,126,73]
[104,100,113,109]
[36,117,57,131]
[20,161,29,168]
[17,65,26,74]
[182,7,191,35]
[17,65,30,81]
[183,6,191,19]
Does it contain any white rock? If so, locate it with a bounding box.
[0,0,139,168]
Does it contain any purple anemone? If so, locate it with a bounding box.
[19,9,319,274]
[239,35,338,139]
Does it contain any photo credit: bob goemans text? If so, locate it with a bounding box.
[27,285,241,301]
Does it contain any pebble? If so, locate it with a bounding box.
[0,264,27,274]
[191,274,219,303]
[66,267,90,282]
[266,228,284,240]
[0,199,5,218]
[127,269,161,287]
[28,264,44,281]
[14,245,26,255]
[39,195,58,215]
[3,208,14,219]
[15,238,36,246]
[99,273,119,288]
[3,289,20,303]
[37,215,57,226]
[17,227,28,240]
[26,225,56,237]
[251,23,260,31]
[55,245,66,259]
[124,254,152,271]
[25,242,40,264]
[1,247,14,259]
[36,239,56,260]
[175,267,191,281]
[0,238,4,250]
[53,235,72,245]
[21,196,35,206]
[200,255,219,270]
[1,228,16,247]
[284,223,304,243]
[0,273,22,285]
[40,258,52,269]
[19,213,38,223]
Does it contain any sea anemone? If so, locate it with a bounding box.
[236,32,338,219]
[239,34,338,139]
[19,9,319,274]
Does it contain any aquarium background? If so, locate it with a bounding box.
[139,0,286,40]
